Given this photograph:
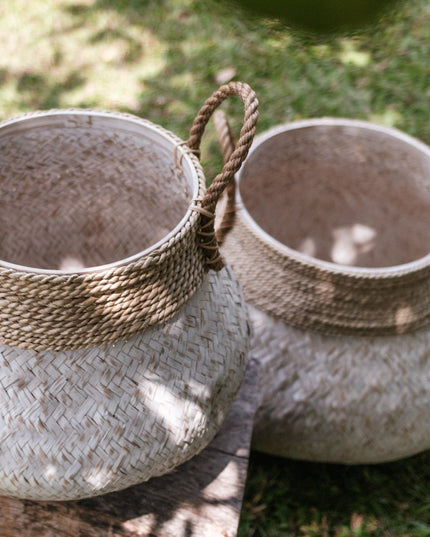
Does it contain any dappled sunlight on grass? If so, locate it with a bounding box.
[338,39,372,67]
[369,107,403,128]
[0,0,167,114]
[0,0,427,147]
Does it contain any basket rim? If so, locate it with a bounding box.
[0,108,203,275]
[236,116,430,279]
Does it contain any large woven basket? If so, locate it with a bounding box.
[0,82,258,500]
[215,114,430,464]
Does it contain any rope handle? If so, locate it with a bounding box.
[213,108,237,244]
[187,82,258,271]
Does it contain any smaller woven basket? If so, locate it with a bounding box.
[215,113,430,463]
[0,82,259,500]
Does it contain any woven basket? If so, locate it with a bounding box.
[215,114,430,464]
[0,82,258,500]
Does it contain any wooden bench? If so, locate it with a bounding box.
[0,358,259,537]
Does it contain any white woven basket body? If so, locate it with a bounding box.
[220,118,430,463]
[0,83,259,499]
[250,305,430,463]
[0,266,248,500]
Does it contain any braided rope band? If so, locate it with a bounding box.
[216,115,430,336]
[0,83,258,351]
[223,211,430,336]
[0,111,206,351]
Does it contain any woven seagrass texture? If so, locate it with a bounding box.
[219,118,430,336]
[0,266,249,501]
[0,110,207,350]
[0,118,190,270]
[0,81,258,350]
[215,116,430,462]
[249,305,430,463]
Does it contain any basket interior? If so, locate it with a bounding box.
[239,122,430,268]
[0,112,196,271]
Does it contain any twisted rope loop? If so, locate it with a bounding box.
[0,86,258,350]
[212,109,237,244]
[187,82,259,271]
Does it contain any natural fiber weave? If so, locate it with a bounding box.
[0,82,258,350]
[0,266,249,500]
[213,110,237,244]
[218,117,430,336]
[249,304,430,463]
[0,82,258,500]
[215,115,430,463]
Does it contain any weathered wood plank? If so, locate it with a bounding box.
[0,358,259,537]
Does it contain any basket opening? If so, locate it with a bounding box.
[239,121,430,269]
[0,112,197,272]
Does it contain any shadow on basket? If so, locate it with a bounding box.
[215,111,430,465]
[0,81,258,501]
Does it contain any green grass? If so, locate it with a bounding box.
[1,0,430,535]
[2,0,430,177]
[240,451,430,537]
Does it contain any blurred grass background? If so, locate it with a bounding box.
[2,0,430,535]
[3,0,430,178]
